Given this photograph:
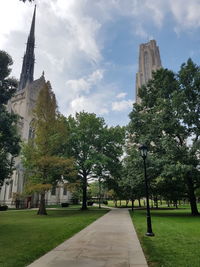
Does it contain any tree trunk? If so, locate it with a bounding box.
[37,192,47,215]
[151,198,154,208]
[82,174,87,210]
[186,176,199,216]
[98,178,101,209]
[131,199,134,212]
[154,196,158,209]
[138,198,141,207]
[98,196,101,209]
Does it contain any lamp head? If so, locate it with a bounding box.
[139,144,148,159]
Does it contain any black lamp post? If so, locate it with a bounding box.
[139,144,154,237]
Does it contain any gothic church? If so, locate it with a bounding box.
[0,6,71,207]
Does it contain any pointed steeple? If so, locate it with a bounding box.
[18,5,36,91]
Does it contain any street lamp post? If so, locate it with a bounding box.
[139,144,154,236]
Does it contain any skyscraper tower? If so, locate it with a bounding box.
[135,40,162,103]
[18,5,36,91]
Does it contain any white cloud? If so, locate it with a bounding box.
[112,100,133,112]
[65,69,104,96]
[70,95,109,115]
[0,2,32,47]
[88,69,104,83]
[2,0,200,126]
[116,92,127,99]
[143,0,165,28]
[58,70,116,118]
[114,0,200,37]
[134,24,151,39]
[66,78,90,94]
[169,0,200,32]
[42,0,102,63]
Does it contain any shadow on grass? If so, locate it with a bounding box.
[3,209,108,220]
[152,212,198,217]
[133,209,200,218]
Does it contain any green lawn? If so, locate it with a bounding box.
[0,208,108,267]
[130,207,200,267]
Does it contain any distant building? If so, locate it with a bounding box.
[135,40,162,103]
[0,6,72,207]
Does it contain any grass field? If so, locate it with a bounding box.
[0,207,108,267]
[130,206,200,267]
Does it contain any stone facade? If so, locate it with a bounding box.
[135,40,162,103]
[0,6,72,207]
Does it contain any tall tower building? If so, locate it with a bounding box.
[1,5,45,206]
[0,6,72,207]
[8,5,45,142]
[135,40,162,103]
[18,5,36,91]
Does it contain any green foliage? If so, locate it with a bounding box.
[22,82,75,214]
[88,181,100,197]
[65,111,125,209]
[0,50,20,185]
[88,181,109,199]
[25,183,52,194]
[127,59,200,215]
[122,147,145,201]
[0,50,13,81]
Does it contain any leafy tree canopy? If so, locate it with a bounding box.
[65,112,125,210]
[23,82,75,215]
[128,59,200,215]
[0,50,20,185]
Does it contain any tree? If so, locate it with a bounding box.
[128,60,200,215]
[88,181,108,208]
[122,147,146,210]
[65,112,106,210]
[93,125,125,208]
[0,50,20,186]
[66,181,82,204]
[65,112,125,210]
[23,82,75,215]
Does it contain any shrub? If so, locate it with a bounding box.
[87,201,94,206]
[0,205,8,211]
[61,203,69,207]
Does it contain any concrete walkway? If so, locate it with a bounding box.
[28,209,148,267]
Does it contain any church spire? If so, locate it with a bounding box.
[18,5,36,91]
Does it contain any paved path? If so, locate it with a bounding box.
[28,209,148,267]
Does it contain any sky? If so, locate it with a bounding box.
[1,0,200,126]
